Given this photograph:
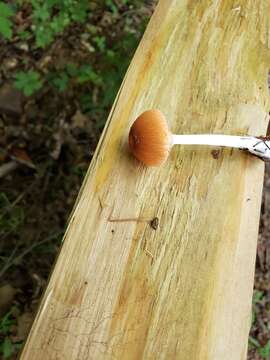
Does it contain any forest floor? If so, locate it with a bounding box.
[0,1,269,359]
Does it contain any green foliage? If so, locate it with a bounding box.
[14,71,42,96]
[0,2,15,40]
[0,338,22,359]
[253,290,264,304]
[249,291,270,358]
[76,65,101,85]
[49,72,70,92]
[1,0,147,108]
[259,340,270,359]
[251,290,264,325]
[0,311,15,334]
[105,0,118,14]
[18,30,32,41]
[0,310,22,359]
[0,338,13,359]
[249,336,260,349]
[93,36,106,52]
[70,164,87,177]
[48,63,102,92]
[30,0,90,48]
[0,193,25,234]
[249,337,270,359]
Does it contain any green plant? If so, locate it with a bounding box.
[249,291,270,358]
[18,30,32,41]
[93,36,106,52]
[105,0,118,14]
[76,65,101,85]
[70,164,87,177]
[0,311,15,334]
[30,0,90,48]
[0,2,15,40]
[249,336,260,349]
[249,338,270,359]
[0,338,13,359]
[14,71,43,96]
[49,72,70,92]
[0,193,25,234]
[47,63,102,92]
[251,290,264,325]
[0,310,22,359]
[259,340,270,359]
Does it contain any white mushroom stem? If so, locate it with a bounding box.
[171,134,270,160]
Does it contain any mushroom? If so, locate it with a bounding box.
[128,109,270,166]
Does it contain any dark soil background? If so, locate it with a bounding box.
[0,1,269,359]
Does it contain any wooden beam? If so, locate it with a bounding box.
[21,0,270,359]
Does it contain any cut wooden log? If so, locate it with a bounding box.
[21,0,270,359]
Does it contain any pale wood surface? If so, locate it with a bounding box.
[21,1,270,359]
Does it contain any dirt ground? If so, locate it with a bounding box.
[0,1,269,359]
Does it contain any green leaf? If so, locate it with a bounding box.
[0,193,11,208]
[35,27,54,48]
[66,63,79,77]
[105,0,118,14]
[0,2,14,40]
[248,336,260,349]
[0,3,14,18]
[76,65,101,85]
[2,338,13,358]
[14,71,42,97]
[259,340,270,358]
[18,30,31,40]
[51,72,70,92]
[93,36,106,52]
[70,3,88,22]
[0,311,15,334]
[0,17,12,40]
[33,4,51,21]
[50,13,70,33]
[28,0,91,48]
[253,290,264,304]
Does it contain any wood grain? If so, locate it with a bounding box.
[21,0,270,359]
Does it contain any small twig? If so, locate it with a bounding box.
[0,181,36,223]
[108,207,159,227]
[10,191,26,208]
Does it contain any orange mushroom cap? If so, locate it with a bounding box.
[128,109,172,166]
